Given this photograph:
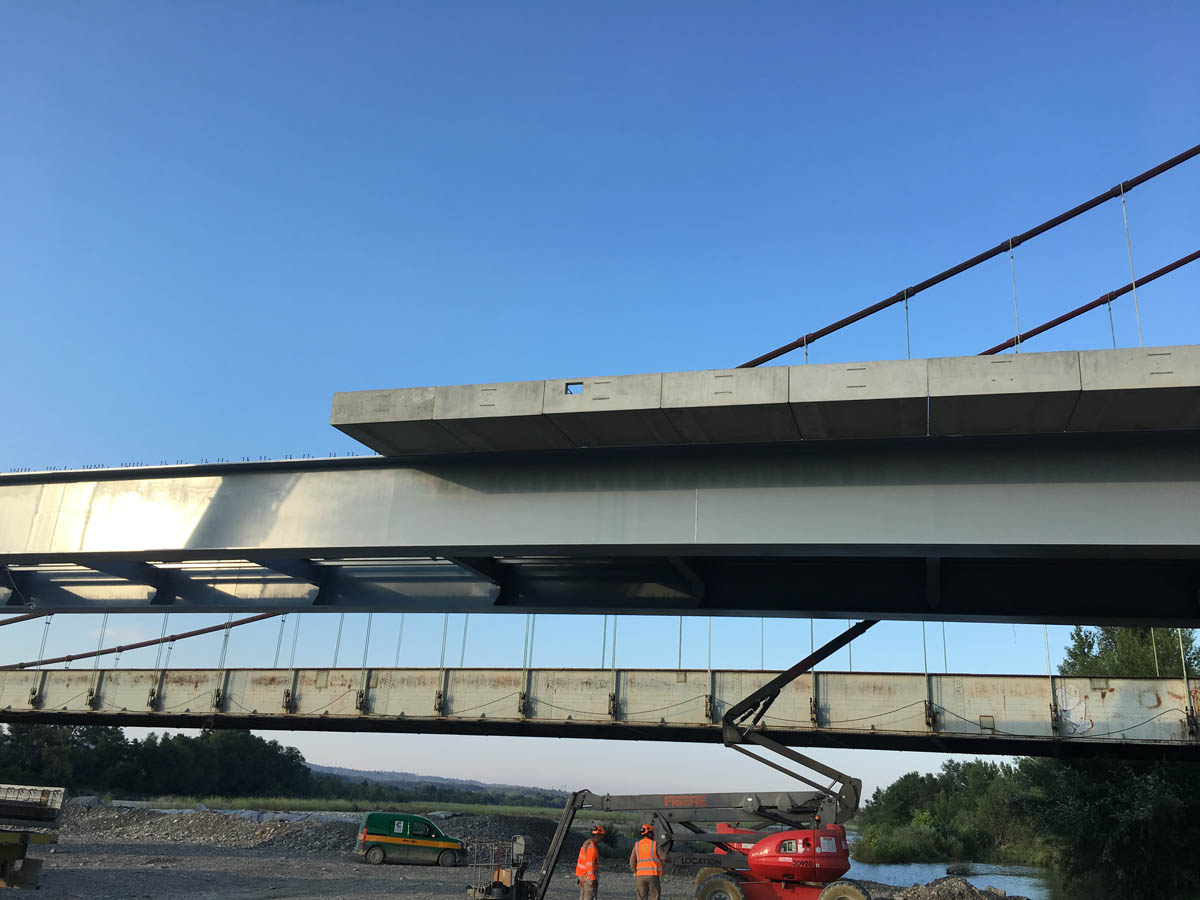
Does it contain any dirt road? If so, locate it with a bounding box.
[30,841,701,900]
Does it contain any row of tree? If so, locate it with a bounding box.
[854,625,1200,899]
[0,725,562,808]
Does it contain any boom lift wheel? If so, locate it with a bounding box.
[695,872,747,900]
[694,866,726,887]
[364,846,385,865]
[817,881,871,900]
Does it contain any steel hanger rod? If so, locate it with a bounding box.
[1,612,280,671]
[739,142,1200,368]
[979,248,1200,355]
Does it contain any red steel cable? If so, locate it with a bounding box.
[0,612,45,628]
[979,248,1200,355]
[0,611,280,670]
[739,142,1200,368]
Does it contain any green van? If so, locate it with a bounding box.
[355,812,466,866]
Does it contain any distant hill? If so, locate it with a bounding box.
[308,764,567,802]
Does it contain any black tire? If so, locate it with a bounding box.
[818,880,871,900]
[438,849,458,867]
[695,873,747,900]
[364,845,386,865]
[694,867,727,888]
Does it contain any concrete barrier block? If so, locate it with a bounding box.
[434,381,572,451]
[928,351,1080,435]
[1070,345,1200,431]
[662,367,800,443]
[789,359,927,438]
[543,373,680,447]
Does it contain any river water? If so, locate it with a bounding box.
[846,859,1053,899]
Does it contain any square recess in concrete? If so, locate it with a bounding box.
[543,373,681,447]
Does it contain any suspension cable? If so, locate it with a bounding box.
[739,142,1200,368]
[0,612,45,628]
[0,612,280,670]
[978,247,1200,355]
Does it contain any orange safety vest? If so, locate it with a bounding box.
[576,840,599,880]
[634,837,662,876]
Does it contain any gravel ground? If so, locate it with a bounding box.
[15,808,1024,900]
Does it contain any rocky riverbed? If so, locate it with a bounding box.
[18,807,1026,900]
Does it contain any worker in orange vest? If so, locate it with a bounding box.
[576,825,605,900]
[627,823,663,900]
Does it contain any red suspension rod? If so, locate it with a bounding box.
[0,612,46,628]
[739,142,1200,368]
[979,248,1200,355]
[0,612,280,671]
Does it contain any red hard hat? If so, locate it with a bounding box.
[591,825,606,837]
[639,823,654,836]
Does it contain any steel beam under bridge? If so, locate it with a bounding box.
[3,666,1196,759]
[2,430,1199,625]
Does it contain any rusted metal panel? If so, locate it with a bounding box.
[444,669,524,720]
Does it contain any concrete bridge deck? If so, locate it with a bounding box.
[332,345,1200,454]
[3,666,1195,759]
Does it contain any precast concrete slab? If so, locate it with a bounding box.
[542,373,682,447]
[928,351,1081,436]
[662,367,800,443]
[331,345,1200,455]
[329,387,470,455]
[432,380,572,451]
[788,359,927,439]
[1069,345,1200,431]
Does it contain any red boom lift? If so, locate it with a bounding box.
[473,622,881,900]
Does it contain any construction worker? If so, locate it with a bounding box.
[576,825,605,900]
[628,823,663,900]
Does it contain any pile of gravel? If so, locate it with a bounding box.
[452,814,564,846]
[440,813,586,866]
[61,806,358,855]
[60,806,584,861]
[891,876,1025,900]
[259,819,361,854]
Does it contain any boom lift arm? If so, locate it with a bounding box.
[526,620,880,900]
[720,619,877,824]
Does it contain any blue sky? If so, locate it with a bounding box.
[2,2,1198,794]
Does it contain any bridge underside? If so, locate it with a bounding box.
[2,555,1199,625]
[3,666,1194,760]
[2,431,1199,625]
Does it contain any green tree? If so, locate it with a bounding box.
[1060,625,1199,678]
[1021,625,1200,899]
[852,759,1039,864]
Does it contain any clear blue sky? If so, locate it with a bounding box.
[2,2,1198,794]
